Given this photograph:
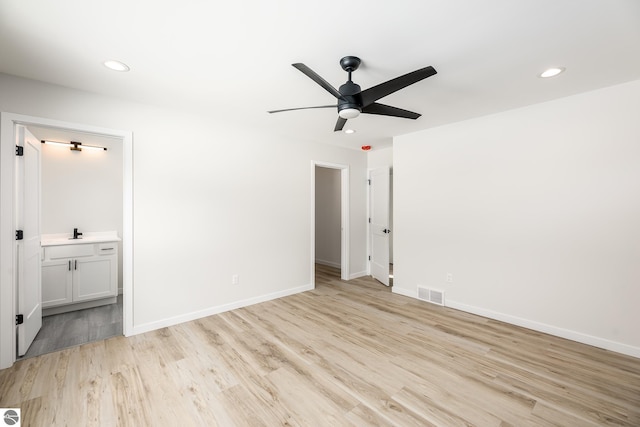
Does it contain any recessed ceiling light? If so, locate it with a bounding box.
[539,67,565,78]
[344,129,356,134]
[103,60,130,72]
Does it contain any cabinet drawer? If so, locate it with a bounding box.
[98,243,117,255]
[45,244,95,260]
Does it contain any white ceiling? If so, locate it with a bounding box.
[1,0,639,150]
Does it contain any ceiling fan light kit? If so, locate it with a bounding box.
[338,108,361,119]
[269,56,437,132]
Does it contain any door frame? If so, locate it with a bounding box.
[0,112,133,369]
[311,161,349,286]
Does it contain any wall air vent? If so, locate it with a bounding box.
[417,286,445,306]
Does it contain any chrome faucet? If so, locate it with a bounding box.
[73,228,83,239]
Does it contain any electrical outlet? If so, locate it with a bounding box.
[232,274,239,285]
[446,273,453,284]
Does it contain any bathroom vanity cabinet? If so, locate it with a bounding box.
[41,233,120,315]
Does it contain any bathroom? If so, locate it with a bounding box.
[20,124,124,358]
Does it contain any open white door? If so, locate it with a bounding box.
[370,167,390,286]
[16,125,42,356]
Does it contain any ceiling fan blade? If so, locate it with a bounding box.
[292,63,344,100]
[362,102,421,119]
[334,117,347,132]
[360,66,437,107]
[268,105,336,114]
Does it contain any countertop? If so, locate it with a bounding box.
[41,231,121,247]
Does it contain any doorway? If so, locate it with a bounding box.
[369,167,392,286]
[311,161,349,286]
[315,167,341,269]
[0,112,133,369]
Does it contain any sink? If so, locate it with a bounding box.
[41,231,121,247]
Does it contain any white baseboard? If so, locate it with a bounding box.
[392,286,415,298]
[315,259,341,269]
[131,283,314,336]
[392,286,639,359]
[315,258,366,280]
[446,300,640,358]
[349,270,368,280]
[446,300,640,359]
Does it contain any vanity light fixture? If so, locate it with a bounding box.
[344,129,356,134]
[41,140,107,152]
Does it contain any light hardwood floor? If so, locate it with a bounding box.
[1,264,639,426]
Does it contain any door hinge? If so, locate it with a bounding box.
[367,179,371,185]
[16,314,24,325]
[368,255,371,261]
[16,145,24,156]
[15,230,24,240]
[368,217,371,223]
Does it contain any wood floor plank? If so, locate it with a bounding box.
[1,265,639,426]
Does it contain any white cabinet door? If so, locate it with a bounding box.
[73,256,116,302]
[42,260,73,308]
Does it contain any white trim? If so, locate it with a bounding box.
[315,259,341,270]
[392,286,415,299]
[0,112,133,369]
[132,283,313,335]
[366,170,371,277]
[348,270,368,280]
[446,300,640,358]
[390,284,640,359]
[340,167,350,281]
[0,114,16,369]
[311,161,350,283]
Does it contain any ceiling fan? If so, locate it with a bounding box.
[268,56,437,131]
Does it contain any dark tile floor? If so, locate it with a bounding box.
[20,294,123,359]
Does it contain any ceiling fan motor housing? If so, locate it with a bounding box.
[338,81,362,116]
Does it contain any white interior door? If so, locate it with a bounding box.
[370,167,390,286]
[16,125,42,356]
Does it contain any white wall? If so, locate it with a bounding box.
[0,73,368,338]
[315,167,341,268]
[394,79,640,357]
[367,147,393,170]
[39,135,123,289]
